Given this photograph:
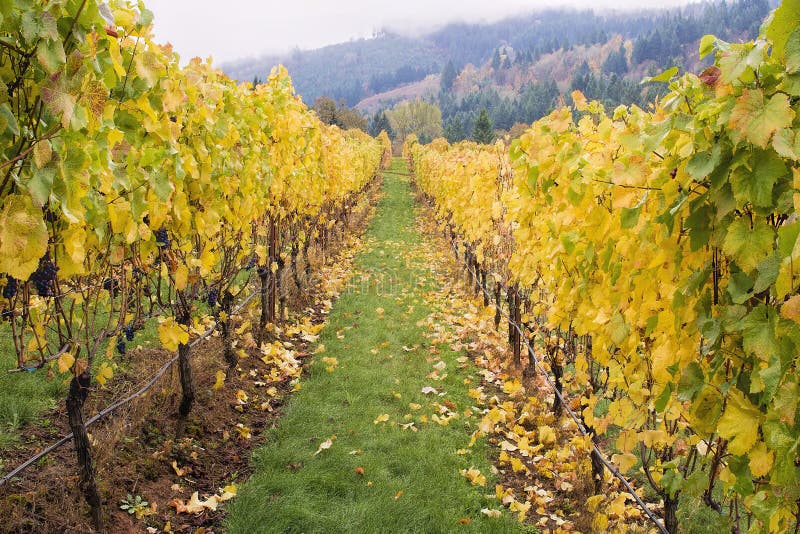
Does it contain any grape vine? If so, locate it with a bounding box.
[408,4,800,531]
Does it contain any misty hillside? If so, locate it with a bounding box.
[222,0,771,110]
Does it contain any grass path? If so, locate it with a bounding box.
[226,160,523,533]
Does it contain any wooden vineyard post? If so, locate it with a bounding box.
[66,370,104,532]
[220,290,237,373]
[176,309,195,436]
[267,217,278,325]
[512,285,521,366]
[494,282,502,330]
[481,269,489,307]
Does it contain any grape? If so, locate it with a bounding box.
[207,288,219,307]
[123,325,135,341]
[246,255,257,269]
[155,228,170,249]
[2,275,17,299]
[116,336,126,355]
[29,253,58,297]
[103,277,117,296]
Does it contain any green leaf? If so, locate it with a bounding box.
[642,66,678,84]
[786,27,800,74]
[688,385,723,435]
[0,103,19,136]
[678,362,705,401]
[699,34,717,59]
[686,145,722,180]
[723,218,774,273]
[730,149,787,208]
[619,205,640,229]
[37,38,66,74]
[739,304,779,361]
[726,271,754,304]
[753,252,781,294]
[26,165,55,206]
[728,89,794,149]
[766,0,800,61]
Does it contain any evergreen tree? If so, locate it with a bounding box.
[369,110,394,138]
[440,60,457,93]
[491,49,501,70]
[444,117,466,142]
[472,108,494,144]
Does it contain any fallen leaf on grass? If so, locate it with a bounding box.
[374,414,390,424]
[354,467,365,475]
[421,386,437,395]
[314,435,336,455]
[460,467,487,486]
[481,508,502,518]
[394,490,404,499]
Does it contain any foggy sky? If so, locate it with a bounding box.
[143,0,693,65]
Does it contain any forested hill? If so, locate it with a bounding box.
[222,0,772,109]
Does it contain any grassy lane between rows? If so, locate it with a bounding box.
[226,159,525,533]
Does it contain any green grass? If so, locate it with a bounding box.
[0,311,162,453]
[226,159,524,533]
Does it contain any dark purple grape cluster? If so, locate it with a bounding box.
[155,228,170,249]
[246,255,257,269]
[116,335,126,355]
[123,325,135,341]
[207,288,219,307]
[103,277,117,296]
[2,275,17,299]
[132,267,144,281]
[29,253,58,297]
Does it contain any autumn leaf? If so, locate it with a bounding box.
[460,466,487,486]
[57,352,75,374]
[158,317,189,352]
[212,370,226,390]
[728,89,794,149]
[717,389,761,455]
[0,194,49,280]
[314,435,336,455]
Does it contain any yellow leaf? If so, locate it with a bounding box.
[158,317,189,352]
[537,425,556,445]
[611,452,637,473]
[509,499,531,521]
[373,414,390,424]
[749,441,774,478]
[212,370,226,390]
[96,362,113,386]
[57,352,75,374]
[780,295,800,324]
[460,466,486,486]
[717,389,761,455]
[510,456,527,473]
[586,494,605,513]
[0,194,49,280]
[174,264,188,290]
[592,512,609,532]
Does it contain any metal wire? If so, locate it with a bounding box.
[453,241,669,534]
